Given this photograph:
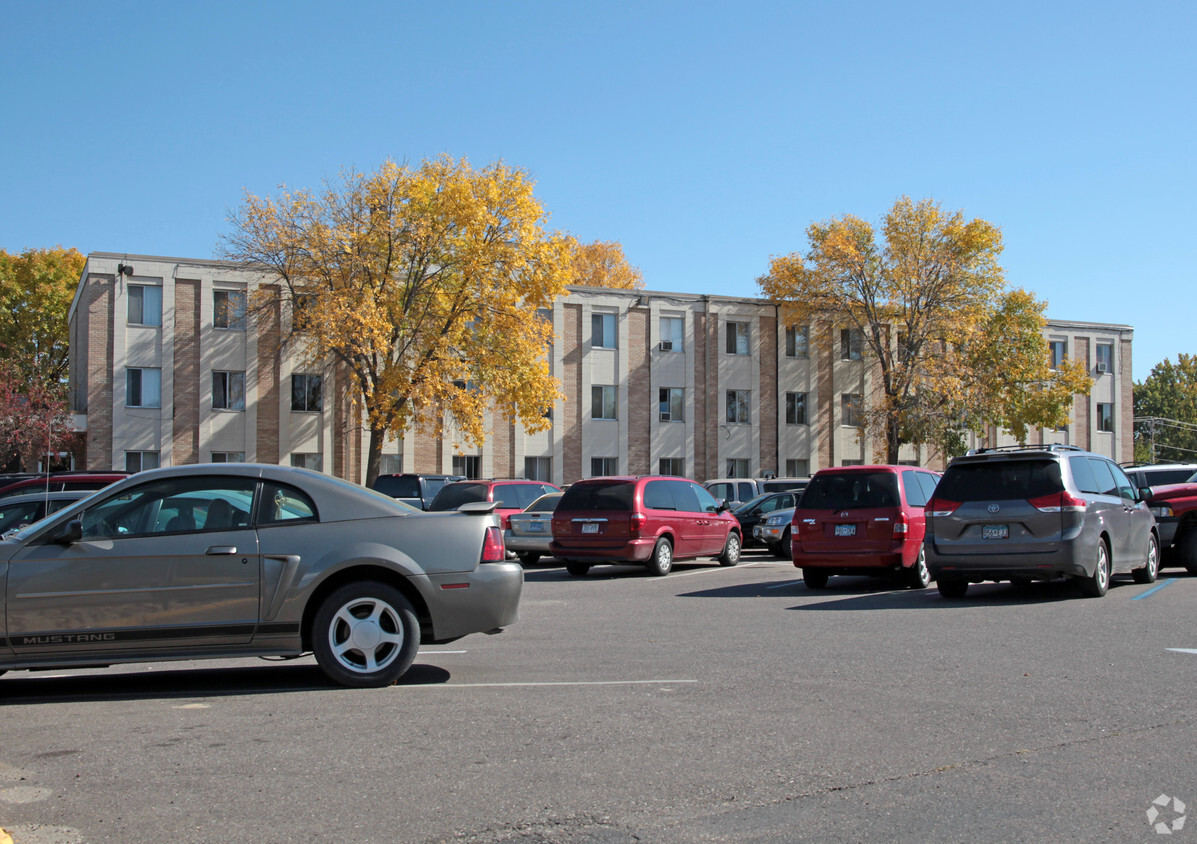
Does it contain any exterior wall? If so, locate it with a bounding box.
[70,253,1136,482]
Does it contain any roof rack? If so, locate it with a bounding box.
[967,443,1084,455]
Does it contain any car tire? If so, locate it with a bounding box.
[517,552,541,567]
[646,538,673,576]
[718,533,742,566]
[937,577,968,599]
[565,560,591,576]
[1079,539,1110,597]
[312,581,420,688]
[772,530,791,560]
[1180,529,1197,576]
[802,568,828,589]
[1132,534,1160,584]
[905,546,931,589]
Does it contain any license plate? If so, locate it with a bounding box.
[527,521,545,532]
[834,524,856,537]
[581,523,600,534]
[982,524,1009,540]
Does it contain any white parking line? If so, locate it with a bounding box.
[1167,648,1197,655]
[404,679,697,689]
[418,649,467,655]
[766,579,804,590]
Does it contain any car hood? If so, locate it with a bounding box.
[1147,482,1197,503]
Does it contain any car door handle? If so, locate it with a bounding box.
[206,546,238,555]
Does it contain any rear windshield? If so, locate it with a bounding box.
[556,481,635,512]
[936,459,1063,501]
[428,483,489,511]
[372,476,421,498]
[801,472,899,510]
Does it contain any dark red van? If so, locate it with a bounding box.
[791,465,940,589]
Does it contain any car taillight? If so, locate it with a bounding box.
[481,526,505,562]
[1027,491,1086,513]
[926,498,960,517]
[501,513,512,530]
[629,511,647,537]
[892,513,908,537]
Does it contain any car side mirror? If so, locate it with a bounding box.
[717,499,731,513]
[1139,487,1153,503]
[51,519,83,545]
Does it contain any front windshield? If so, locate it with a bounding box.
[734,493,773,515]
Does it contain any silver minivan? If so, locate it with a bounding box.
[925,445,1159,598]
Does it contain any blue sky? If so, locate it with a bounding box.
[3,1,1192,381]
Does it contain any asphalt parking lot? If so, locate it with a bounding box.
[2,549,1196,842]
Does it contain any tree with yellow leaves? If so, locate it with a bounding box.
[759,197,1090,462]
[566,238,644,289]
[222,156,572,485]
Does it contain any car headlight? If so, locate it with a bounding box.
[1149,505,1174,518]
[765,515,789,526]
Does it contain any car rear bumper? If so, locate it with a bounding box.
[549,538,654,562]
[793,549,906,570]
[418,563,524,642]
[927,542,1089,581]
[503,531,553,554]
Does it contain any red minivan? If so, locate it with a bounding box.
[550,475,742,576]
[791,465,940,589]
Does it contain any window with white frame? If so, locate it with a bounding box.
[1049,340,1067,370]
[1097,403,1114,433]
[785,392,808,425]
[785,459,809,477]
[214,289,247,330]
[726,321,750,355]
[726,458,750,477]
[524,456,552,481]
[591,312,617,349]
[591,456,618,476]
[126,368,162,408]
[659,316,684,352]
[1096,343,1113,374]
[380,454,403,476]
[128,285,162,327]
[211,452,245,463]
[213,371,246,411]
[841,393,863,427]
[659,388,684,422]
[592,385,617,420]
[726,390,750,425]
[659,457,685,476]
[291,373,323,412]
[291,453,323,472]
[125,451,160,473]
[785,325,809,358]
[452,454,481,479]
[840,328,863,361]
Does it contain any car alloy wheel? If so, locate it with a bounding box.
[1133,534,1159,584]
[907,547,931,589]
[313,581,420,687]
[647,537,673,576]
[718,532,741,566]
[1079,541,1110,598]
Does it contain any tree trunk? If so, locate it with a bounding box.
[364,423,386,488]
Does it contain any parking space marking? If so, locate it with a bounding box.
[1133,578,1177,600]
[405,679,697,689]
[766,579,803,590]
[1167,648,1197,655]
[418,649,467,654]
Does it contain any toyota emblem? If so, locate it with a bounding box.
[987,504,1001,513]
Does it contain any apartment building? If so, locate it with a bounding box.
[68,253,1134,484]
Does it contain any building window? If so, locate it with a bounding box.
[659,388,684,422]
[726,321,750,355]
[128,285,162,327]
[785,459,809,477]
[785,325,809,359]
[726,390,750,425]
[125,451,160,473]
[785,392,807,425]
[842,459,864,466]
[659,316,684,352]
[1096,343,1113,374]
[291,453,323,472]
[591,312,616,349]
[591,456,618,476]
[452,455,481,479]
[380,454,403,476]
[840,328,863,361]
[126,368,162,408]
[592,385,617,420]
[211,451,245,463]
[726,458,750,477]
[841,393,863,427]
[214,289,247,330]
[1049,340,1067,370]
[291,373,323,412]
[524,456,552,481]
[659,457,685,476]
[1097,403,1114,433]
[213,371,246,411]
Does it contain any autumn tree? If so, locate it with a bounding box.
[759,197,1091,463]
[566,238,644,289]
[0,362,76,470]
[1133,355,1197,463]
[221,156,572,485]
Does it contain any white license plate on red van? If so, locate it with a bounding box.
[582,523,600,534]
[834,524,856,537]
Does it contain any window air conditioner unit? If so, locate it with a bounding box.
[659,340,673,352]
[1095,362,1108,374]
